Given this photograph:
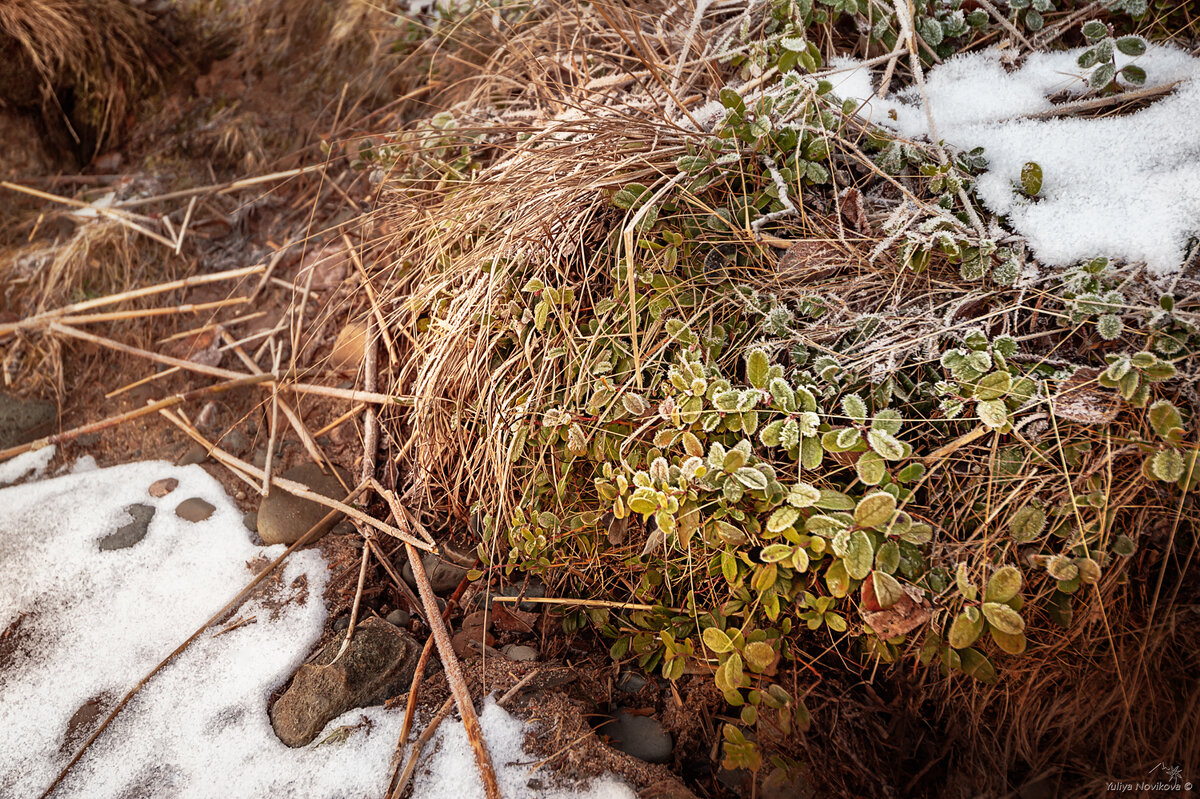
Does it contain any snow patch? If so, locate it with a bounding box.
[0,462,634,798]
[0,445,55,485]
[829,45,1200,276]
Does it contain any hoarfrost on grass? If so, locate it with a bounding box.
[829,45,1200,276]
[0,460,634,799]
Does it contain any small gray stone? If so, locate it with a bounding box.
[386,609,410,628]
[221,429,250,455]
[499,577,547,612]
[175,497,216,522]
[99,504,155,551]
[616,670,648,695]
[600,710,673,764]
[270,618,420,748]
[332,615,350,632]
[242,511,258,533]
[176,444,209,466]
[501,644,539,662]
[256,463,351,546]
[0,393,56,449]
[402,544,474,595]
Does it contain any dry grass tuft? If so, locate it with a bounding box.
[0,0,160,155]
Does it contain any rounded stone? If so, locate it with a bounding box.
[98,504,155,551]
[176,444,209,467]
[256,463,351,546]
[501,644,538,662]
[175,497,216,523]
[242,511,258,533]
[600,710,673,764]
[386,609,410,628]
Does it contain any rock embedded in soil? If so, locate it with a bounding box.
[501,644,539,662]
[148,478,178,498]
[600,710,673,764]
[256,463,351,546]
[98,504,155,551]
[175,498,216,522]
[496,576,547,612]
[402,543,475,595]
[0,393,56,449]
[242,511,258,533]
[385,609,409,628]
[269,617,420,748]
[176,444,209,466]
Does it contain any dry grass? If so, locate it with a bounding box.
[0,0,159,155]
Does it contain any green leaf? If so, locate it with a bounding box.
[871,570,904,608]
[1020,162,1042,197]
[612,182,649,210]
[957,648,997,683]
[815,489,855,511]
[1090,62,1116,90]
[854,492,896,530]
[842,394,868,423]
[867,429,905,461]
[990,628,1027,655]
[1008,505,1045,542]
[733,466,768,491]
[975,370,1012,401]
[825,558,850,597]
[977,398,1009,429]
[744,641,775,673]
[703,626,734,654]
[855,450,886,485]
[875,539,900,574]
[759,419,783,447]
[984,566,1022,603]
[845,530,874,580]
[761,543,795,563]
[1081,19,1107,41]
[787,482,822,508]
[948,607,984,649]
[1148,400,1183,440]
[1120,64,1146,86]
[1115,35,1146,56]
[982,602,1025,635]
[747,349,770,389]
[766,507,801,533]
[870,409,903,434]
[1151,449,1184,482]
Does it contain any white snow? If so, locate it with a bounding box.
[0,459,634,799]
[0,444,55,485]
[413,697,636,799]
[829,45,1200,276]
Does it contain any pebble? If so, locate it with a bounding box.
[332,615,350,631]
[0,393,56,449]
[242,511,258,533]
[385,609,410,628]
[402,543,474,595]
[498,576,547,612]
[98,504,155,551]
[599,710,673,764]
[616,670,648,695]
[175,497,215,522]
[256,463,351,546]
[501,644,539,662]
[176,444,209,466]
[221,429,250,455]
[148,478,178,498]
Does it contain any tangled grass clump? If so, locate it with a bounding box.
[358,0,1200,793]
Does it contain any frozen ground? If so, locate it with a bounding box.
[829,44,1200,277]
[0,456,633,799]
